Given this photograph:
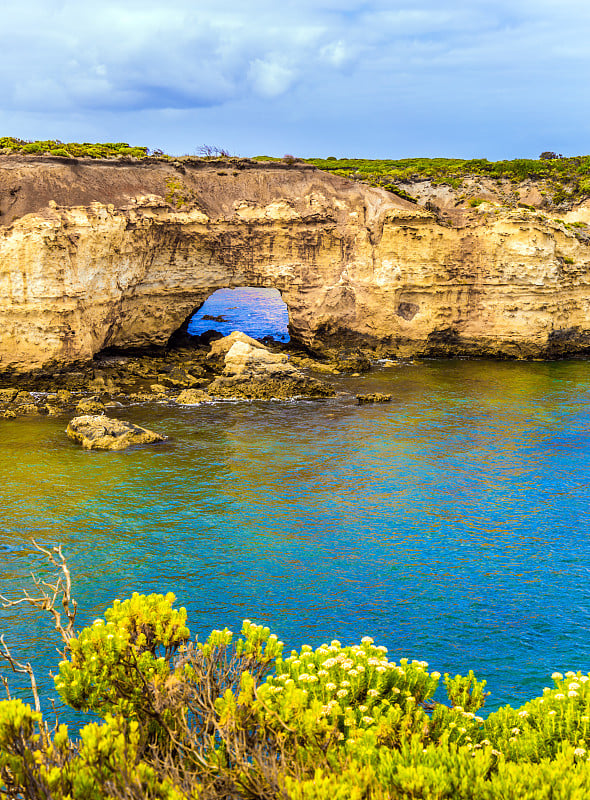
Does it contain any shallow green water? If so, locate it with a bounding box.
[1,359,590,714]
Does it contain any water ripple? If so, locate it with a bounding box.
[1,359,590,712]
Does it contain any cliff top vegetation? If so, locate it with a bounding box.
[301,155,590,207]
[0,136,151,160]
[0,138,229,161]
[303,154,590,187]
[3,136,589,178]
[3,137,590,205]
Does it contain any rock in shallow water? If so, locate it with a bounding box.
[205,332,335,400]
[357,393,392,405]
[174,388,211,405]
[66,415,166,450]
[207,331,266,360]
[222,340,295,378]
[208,375,334,400]
[75,396,105,414]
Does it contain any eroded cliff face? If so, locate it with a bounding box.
[1,154,590,374]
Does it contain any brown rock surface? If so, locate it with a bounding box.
[357,393,393,405]
[2,155,590,374]
[66,415,165,450]
[207,332,333,399]
[75,396,105,414]
[174,388,210,405]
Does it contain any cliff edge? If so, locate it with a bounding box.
[1,155,590,374]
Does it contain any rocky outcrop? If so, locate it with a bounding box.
[174,388,210,405]
[2,154,590,375]
[66,415,165,450]
[207,332,334,399]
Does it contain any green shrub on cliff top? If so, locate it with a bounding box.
[305,155,590,202]
[0,137,151,159]
[1,545,590,799]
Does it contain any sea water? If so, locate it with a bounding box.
[1,359,590,715]
[188,288,290,341]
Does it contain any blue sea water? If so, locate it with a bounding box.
[1,357,590,718]
[187,287,290,341]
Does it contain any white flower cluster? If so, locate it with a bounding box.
[264,636,443,742]
[297,673,318,684]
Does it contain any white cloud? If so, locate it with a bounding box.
[320,41,354,68]
[248,60,296,98]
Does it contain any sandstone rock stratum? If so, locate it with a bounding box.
[2,154,590,375]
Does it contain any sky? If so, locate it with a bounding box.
[1,0,589,160]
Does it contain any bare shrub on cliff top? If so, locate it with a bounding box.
[196,144,231,158]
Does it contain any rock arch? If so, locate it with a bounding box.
[2,156,590,375]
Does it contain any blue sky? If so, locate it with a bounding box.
[1,0,589,159]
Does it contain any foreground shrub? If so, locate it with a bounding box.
[1,544,590,798]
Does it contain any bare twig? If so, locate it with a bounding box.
[0,634,41,713]
[1,674,11,699]
[0,539,78,651]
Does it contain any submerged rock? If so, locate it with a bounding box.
[357,393,392,405]
[66,415,166,450]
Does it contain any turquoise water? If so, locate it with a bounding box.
[1,360,590,716]
[187,287,290,341]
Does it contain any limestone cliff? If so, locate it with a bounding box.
[1,154,590,374]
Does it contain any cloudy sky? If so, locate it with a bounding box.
[1,0,589,159]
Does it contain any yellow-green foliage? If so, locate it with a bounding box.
[0,136,151,159]
[2,594,590,798]
[55,592,189,718]
[305,155,590,203]
[0,699,42,791]
[164,177,194,208]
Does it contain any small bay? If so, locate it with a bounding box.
[1,359,590,713]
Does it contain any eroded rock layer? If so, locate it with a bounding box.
[1,155,590,374]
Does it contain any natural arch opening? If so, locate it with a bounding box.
[187,287,290,343]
